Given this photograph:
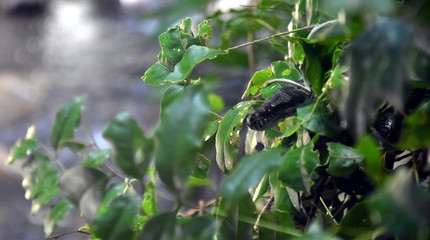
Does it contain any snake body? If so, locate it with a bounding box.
[247,85,311,131]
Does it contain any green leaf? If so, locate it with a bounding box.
[198,19,213,40]
[82,149,110,169]
[217,194,256,240]
[191,153,211,179]
[297,102,339,138]
[215,101,252,173]
[269,172,295,213]
[355,136,384,185]
[50,96,85,150]
[177,216,216,240]
[59,166,108,206]
[155,85,211,193]
[23,156,60,213]
[203,112,221,141]
[258,211,296,240]
[220,147,284,204]
[103,112,153,179]
[208,93,225,113]
[367,170,430,239]
[142,183,158,216]
[399,102,430,149]
[278,144,319,194]
[142,45,227,86]
[326,142,364,177]
[338,202,372,238]
[91,196,139,240]
[139,211,177,240]
[59,140,88,152]
[44,199,73,236]
[6,125,37,164]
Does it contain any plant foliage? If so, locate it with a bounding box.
[7,0,430,239]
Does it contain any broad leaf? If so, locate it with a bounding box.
[326,142,363,177]
[91,196,139,240]
[103,112,153,179]
[44,199,73,236]
[220,147,284,204]
[355,136,384,185]
[368,170,430,239]
[143,45,226,86]
[191,153,211,179]
[154,85,211,193]
[297,102,339,138]
[59,166,108,206]
[176,216,217,240]
[23,155,60,213]
[139,211,177,240]
[50,96,85,150]
[338,203,372,238]
[215,101,252,173]
[278,144,319,194]
[82,149,110,169]
[6,125,37,164]
[399,102,430,149]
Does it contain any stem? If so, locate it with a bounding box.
[226,25,315,52]
[264,79,311,93]
[45,229,89,240]
[253,196,274,231]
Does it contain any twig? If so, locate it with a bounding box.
[253,195,274,231]
[264,78,311,94]
[226,25,315,52]
[45,229,90,240]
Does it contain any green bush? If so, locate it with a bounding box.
[7,0,430,239]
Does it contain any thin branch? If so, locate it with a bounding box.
[226,25,315,52]
[253,195,274,231]
[264,78,311,94]
[45,229,89,240]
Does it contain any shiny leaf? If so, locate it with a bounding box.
[215,101,252,173]
[50,96,85,150]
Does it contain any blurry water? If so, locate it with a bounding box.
[0,0,161,238]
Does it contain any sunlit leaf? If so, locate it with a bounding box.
[216,101,252,173]
[326,142,363,177]
[208,93,225,113]
[155,85,211,193]
[198,19,213,40]
[6,125,37,164]
[44,199,73,236]
[50,96,85,150]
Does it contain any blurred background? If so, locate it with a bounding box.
[0,0,251,239]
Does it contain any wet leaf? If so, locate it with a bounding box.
[50,96,85,150]
[43,199,73,236]
[326,142,363,177]
[6,125,37,164]
[91,195,139,240]
[215,101,252,173]
[82,149,110,169]
[103,112,153,179]
[220,147,284,204]
[278,144,319,194]
[155,85,211,193]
